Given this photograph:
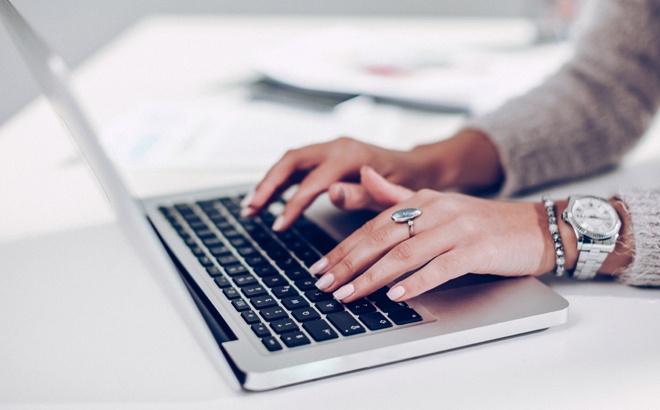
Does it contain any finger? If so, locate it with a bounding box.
[329,183,374,211]
[335,229,452,302]
[273,162,357,231]
[360,166,414,206]
[243,145,326,215]
[318,202,435,295]
[386,250,472,301]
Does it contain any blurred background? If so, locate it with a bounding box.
[1,0,558,124]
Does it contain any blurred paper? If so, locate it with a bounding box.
[255,27,571,114]
[99,97,465,171]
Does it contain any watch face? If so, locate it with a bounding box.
[570,196,620,238]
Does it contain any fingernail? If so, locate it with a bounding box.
[332,185,345,206]
[387,286,405,301]
[315,273,335,290]
[240,207,255,218]
[272,215,285,232]
[240,190,255,208]
[333,284,354,301]
[309,257,329,275]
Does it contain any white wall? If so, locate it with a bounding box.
[0,0,540,124]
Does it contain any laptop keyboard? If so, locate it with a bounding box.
[159,195,422,352]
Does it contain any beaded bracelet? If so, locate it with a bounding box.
[542,195,566,277]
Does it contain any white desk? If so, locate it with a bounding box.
[1,15,659,409]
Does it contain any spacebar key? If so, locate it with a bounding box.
[327,311,366,336]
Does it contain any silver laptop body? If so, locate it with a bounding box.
[0,0,568,391]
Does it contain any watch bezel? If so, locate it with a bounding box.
[563,195,622,240]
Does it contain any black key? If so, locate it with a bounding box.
[221,228,241,238]
[280,331,311,348]
[261,306,288,322]
[305,289,332,302]
[327,311,366,336]
[272,285,298,299]
[223,287,241,300]
[270,318,299,334]
[250,295,278,310]
[244,255,268,267]
[189,245,204,256]
[237,246,258,257]
[277,258,302,271]
[264,245,289,261]
[225,264,248,276]
[295,222,337,254]
[388,308,423,325]
[262,274,287,288]
[281,295,309,310]
[229,237,249,248]
[315,299,344,314]
[253,265,278,278]
[195,229,216,239]
[294,278,316,291]
[217,255,239,267]
[189,220,207,231]
[284,268,310,281]
[373,299,410,313]
[206,266,222,277]
[359,312,393,330]
[197,256,214,267]
[214,276,231,288]
[208,245,231,256]
[251,323,271,338]
[303,319,339,342]
[202,237,223,247]
[233,274,258,287]
[241,310,261,325]
[291,306,320,322]
[232,298,250,312]
[346,299,377,315]
[262,336,282,352]
[242,284,267,298]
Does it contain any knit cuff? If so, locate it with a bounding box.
[617,190,660,287]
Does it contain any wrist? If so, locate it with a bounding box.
[411,128,503,192]
[552,197,632,277]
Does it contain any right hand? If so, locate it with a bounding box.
[241,137,428,231]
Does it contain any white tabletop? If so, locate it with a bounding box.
[1,15,659,409]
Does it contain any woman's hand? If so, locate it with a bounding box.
[240,137,428,231]
[241,129,503,231]
[311,172,555,303]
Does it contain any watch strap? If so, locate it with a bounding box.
[571,238,617,280]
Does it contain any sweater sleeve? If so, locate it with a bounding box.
[617,190,660,287]
[464,0,660,196]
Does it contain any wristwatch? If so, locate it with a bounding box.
[561,195,622,280]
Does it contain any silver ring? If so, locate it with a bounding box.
[391,208,422,238]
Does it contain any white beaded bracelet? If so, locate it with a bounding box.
[542,195,566,277]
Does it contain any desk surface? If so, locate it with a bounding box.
[1,15,659,409]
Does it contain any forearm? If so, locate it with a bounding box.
[464,0,660,196]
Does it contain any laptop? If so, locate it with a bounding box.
[0,0,568,391]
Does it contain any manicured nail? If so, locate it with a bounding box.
[309,257,329,275]
[240,206,255,218]
[387,286,405,301]
[272,215,285,232]
[315,273,335,290]
[333,284,354,301]
[240,190,255,208]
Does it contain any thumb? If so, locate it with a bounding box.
[360,166,414,207]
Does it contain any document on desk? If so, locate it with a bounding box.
[255,27,571,115]
[99,97,464,171]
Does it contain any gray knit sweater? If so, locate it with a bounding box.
[466,0,660,286]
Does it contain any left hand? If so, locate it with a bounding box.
[311,171,555,303]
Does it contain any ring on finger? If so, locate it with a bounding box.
[391,207,422,238]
